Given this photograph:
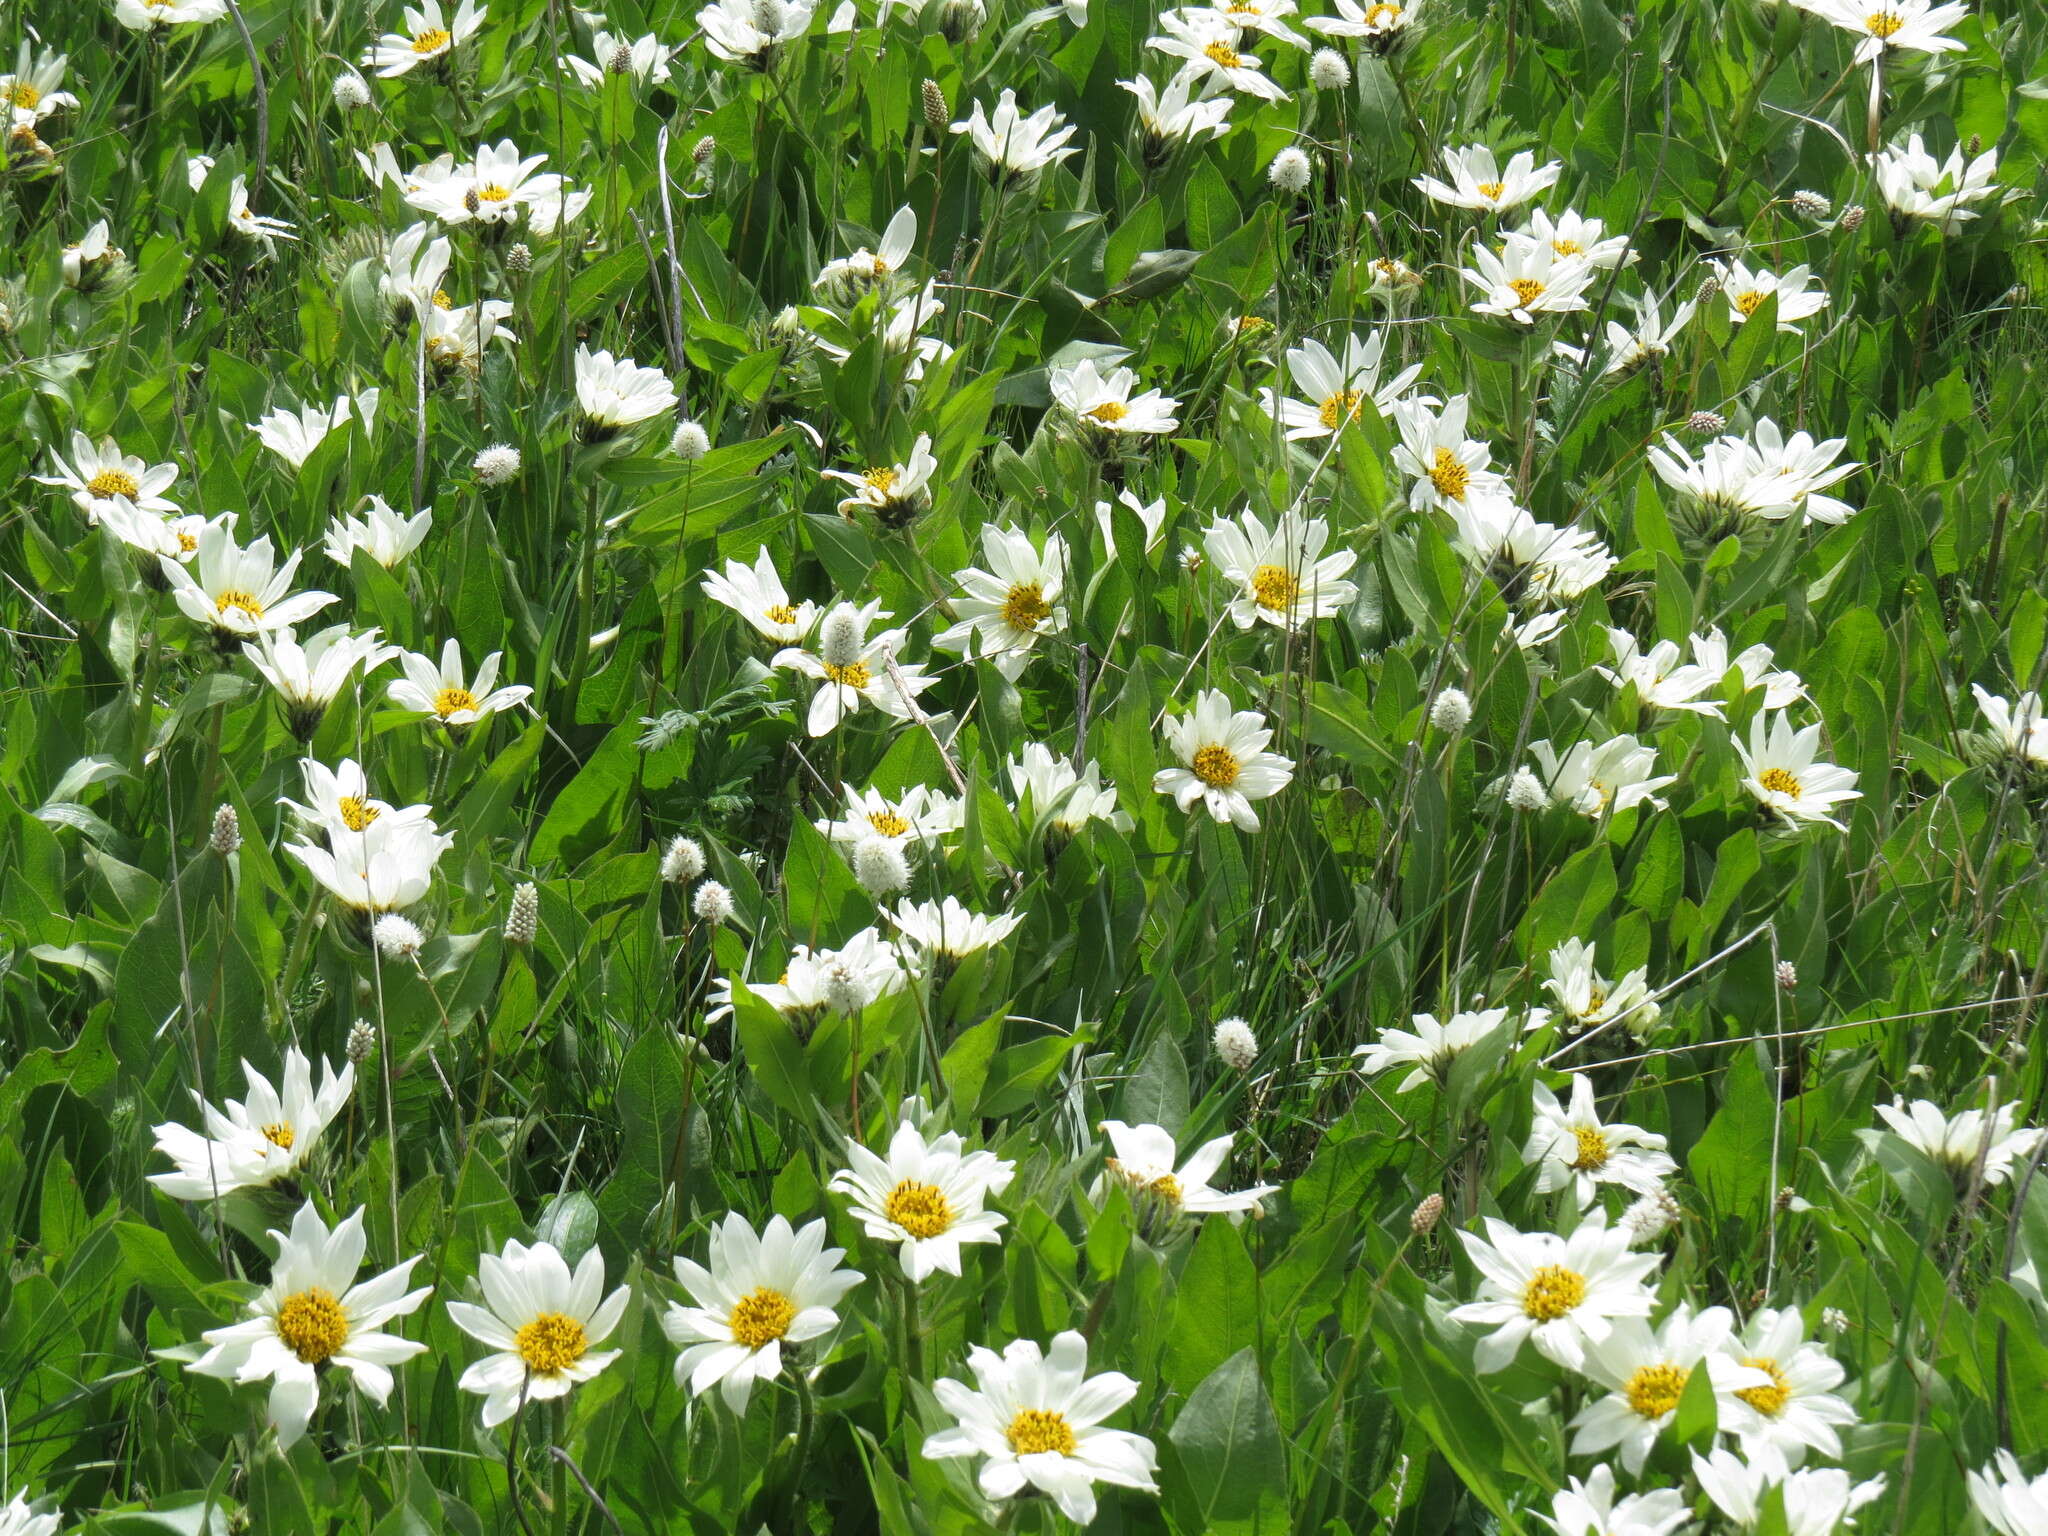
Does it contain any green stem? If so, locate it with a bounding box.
[551,1398,571,1536]
[782,1367,816,1532]
[902,1277,926,1385]
[560,479,602,722]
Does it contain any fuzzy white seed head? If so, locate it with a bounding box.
[1309,48,1351,90]
[474,444,523,486]
[209,803,241,856]
[346,1018,377,1063]
[822,958,865,1015]
[662,835,707,884]
[1429,688,1472,733]
[670,420,712,460]
[505,881,539,945]
[818,603,866,669]
[372,913,425,960]
[1213,1017,1258,1072]
[692,880,734,924]
[1268,146,1313,196]
[1506,766,1549,813]
[332,71,373,110]
[1621,1188,1681,1246]
[852,835,911,896]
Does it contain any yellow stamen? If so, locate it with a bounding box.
[1625,1362,1690,1419]
[1148,1174,1183,1205]
[1005,1408,1077,1456]
[1508,277,1547,306]
[433,685,480,718]
[214,589,266,621]
[862,466,899,495]
[8,84,41,111]
[1318,389,1364,430]
[1569,1126,1611,1172]
[1551,238,1584,255]
[1203,40,1244,69]
[87,468,142,499]
[410,27,451,51]
[1250,564,1300,612]
[1758,766,1802,798]
[1733,290,1769,318]
[1428,446,1471,501]
[1521,1264,1586,1321]
[821,659,872,689]
[1864,9,1902,36]
[764,603,798,625]
[261,1122,296,1150]
[1476,180,1506,201]
[728,1286,796,1348]
[882,1179,954,1238]
[1736,1356,1791,1417]
[1001,582,1052,633]
[275,1288,349,1364]
[476,184,513,203]
[515,1311,588,1374]
[339,796,380,832]
[1191,745,1240,788]
[867,810,911,837]
[1084,400,1129,424]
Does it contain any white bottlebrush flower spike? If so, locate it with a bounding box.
[149,1049,355,1201]
[923,1331,1160,1524]
[1523,1073,1678,1207]
[829,1112,1016,1281]
[447,1238,631,1427]
[1097,1120,1277,1216]
[1153,689,1296,831]
[664,1213,863,1411]
[1448,1211,1660,1373]
[934,524,1068,677]
[1203,507,1358,631]
[388,639,533,727]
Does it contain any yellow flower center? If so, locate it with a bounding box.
[339,796,380,832]
[1006,1408,1077,1457]
[1084,401,1130,426]
[434,686,480,718]
[1757,766,1802,798]
[1508,278,1547,306]
[1318,389,1364,430]
[1366,2,1402,23]
[1624,1362,1690,1420]
[1733,290,1769,317]
[882,1179,954,1238]
[432,288,454,309]
[764,603,798,625]
[274,1287,350,1364]
[177,530,198,553]
[862,466,898,495]
[1569,1126,1611,1172]
[411,27,452,51]
[87,468,142,499]
[1203,40,1244,68]
[1521,1264,1587,1321]
[821,659,872,689]
[1001,582,1052,632]
[1864,8,1902,36]
[1234,315,1271,335]
[1191,744,1240,789]
[514,1311,589,1375]
[1584,985,1608,1017]
[1250,563,1300,612]
[1428,446,1471,500]
[868,809,911,837]
[728,1286,797,1348]
[1735,1356,1792,1417]
[261,1122,296,1150]
[1476,180,1506,201]
[1148,1173,1183,1205]
[476,183,514,203]
[1551,238,1584,255]
[9,83,41,110]
[215,589,266,621]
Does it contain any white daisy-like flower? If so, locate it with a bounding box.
[950,88,1081,176]
[1718,1307,1860,1471]
[1179,0,1309,45]
[702,548,818,644]
[1793,0,1967,61]
[1257,329,1429,440]
[823,433,939,526]
[1971,685,2048,765]
[1355,1007,1518,1091]
[1969,1451,2048,1536]
[149,1048,355,1201]
[1447,1211,1660,1373]
[573,343,677,438]
[1690,628,1806,708]
[1874,134,2010,224]
[185,1203,430,1447]
[664,1213,863,1412]
[934,525,1069,677]
[249,391,379,471]
[830,1113,1016,1281]
[1569,1306,1773,1475]
[61,219,121,288]
[387,638,532,727]
[364,0,487,76]
[1693,1448,1888,1535]
[1097,1120,1277,1217]
[1542,939,1660,1039]
[283,815,454,913]
[814,206,918,294]
[113,0,228,29]
[698,0,815,64]
[1144,11,1290,100]
[817,782,963,847]
[1461,234,1596,324]
[1572,290,1697,377]
[1,44,79,129]
[1203,507,1358,631]
[771,600,938,738]
[1120,72,1234,155]
[1153,689,1296,832]
[564,29,673,87]
[423,299,518,374]
[706,927,907,1022]
[99,502,217,564]
[162,522,336,638]
[1094,489,1170,556]
[34,430,181,524]
[1740,419,1861,525]
[1527,735,1675,818]
[1008,743,1132,835]
[0,1489,59,1536]
[1523,1074,1678,1207]
[1543,1464,1689,1536]
[923,1331,1159,1525]
[1307,0,1416,42]
[220,176,296,254]
[1873,1097,2043,1186]
[1716,259,1829,331]
[324,496,432,570]
[408,140,568,228]
[376,222,452,317]
[887,897,1027,964]
[281,757,431,841]
[447,1238,631,1428]
[247,625,393,736]
[1446,495,1618,604]
[1391,395,1511,513]
[1598,627,1725,715]
[1415,145,1561,212]
[1051,357,1181,436]
[1516,207,1635,269]
[1734,713,1861,831]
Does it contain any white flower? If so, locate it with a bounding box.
[1179,0,1309,45]
[817,782,963,847]
[372,912,426,957]
[1874,134,2010,223]
[771,601,937,737]
[935,526,1069,678]
[34,430,181,523]
[447,1239,631,1428]
[698,0,815,64]
[1734,713,1861,831]
[703,547,818,644]
[1354,1007,1516,1091]
[671,420,712,459]
[1308,0,1416,41]
[1543,1464,1689,1536]
[1267,145,1313,193]
[1527,735,1675,818]
[1447,496,1617,603]
[1415,145,1561,212]
[387,638,532,727]
[1098,1121,1277,1216]
[284,815,454,913]
[1515,207,1635,269]
[1391,395,1511,513]
[247,625,393,731]
[1008,743,1131,835]
[1309,47,1350,87]
[1510,610,1569,652]
[0,1490,59,1536]
[708,928,905,1020]
[224,176,297,255]
[1430,688,1472,732]
[1598,627,1725,715]
[1095,490,1170,556]
[61,219,121,287]
[830,1114,1016,1281]
[1447,1211,1659,1373]
[162,522,336,638]
[573,344,678,437]
[1119,72,1233,153]
[1718,1308,1860,1471]
[822,433,939,524]
[1793,0,1967,61]
[1203,507,1358,631]
[1873,1097,2043,1185]
[1969,1451,2048,1536]
[100,502,217,564]
[324,497,432,570]
[1542,938,1660,1038]
[1690,628,1806,708]
[281,757,431,841]
[565,29,673,87]
[693,881,735,923]
[249,391,379,471]
[113,0,227,29]
[1693,1448,1887,1535]
[332,69,373,109]
[1524,1074,1677,1207]
[1972,685,2048,764]
[423,299,518,374]
[950,88,1081,175]
[1050,357,1180,435]
[406,140,570,229]
[1213,1017,1259,1070]
[1740,419,1861,524]
[475,444,522,485]
[664,1213,863,1412]
[888,897,1026,964]
[364,0,486,75]
[1578,290,1697,377]
[1146,11,1290,100]
[1716,259,1829,331]
[1257,329,1428,440]
[185,1203,429,1448]
[149,1049,355,1201]
[923,1331,1159,1525]
[1462,234,1596,324]
[814,205,918,293]
[1153,689,1296,832]
[662,836,706,883]
[1,44,79,129]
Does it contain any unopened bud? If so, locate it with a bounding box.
[692,134,717,165]
[607,42,635,75]
[209,803,241,856]
[1775,960,1797,990]
[818,603,865,669]
[921,79,949,135]
[1410,1193,1444,1235]
[505,242,533,274]
[1790,188,1831,219]
[347,1019,377,1062]
[1686,409,1727,434]
[1821,1306,1849,1334]
[464,187,482,216]
[1838,204,1867,232]
[1694,274,1722,302]
[1966,133,1982,157]
[505,881,539,945]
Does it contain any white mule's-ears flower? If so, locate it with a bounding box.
[149,1049,355,1201]
[446,1238,631,1428]
[830,1112,1016,1281]
[1153,690,1295,831]
[1097,1120,1277,1216]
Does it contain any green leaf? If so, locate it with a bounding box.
[1166,1348,1289,1536]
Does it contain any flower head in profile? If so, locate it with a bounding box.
[0,1490,60,1536]
[1718,1307,1859,1471]
[1734,713,1860,831]
[162,522,336,638]
[1009,744,1132,836]
[387,639,532,728]
[1144,11,1290,100]
[1569,1305,1774,1475]
[100,503,218,565]
[1260,329,1429,440]
[1873,1097,2042,1187]
[1690,628,1805,708]
[1051,357,1180,437]
[325,497,432,570]
[1693,1448,1886,1534]
[247,625,393,738]
[1120,73,1233,159]
[1524,1074,1677,1207]
[771,600,937,737]
[1447,496,1618,604]
[1154,690,1295,831]
[221,176,297,255]
[1794,0,1966,61]
[149,1049,355,1201]
[35,431,180,524]
[934,525,1069,678]
[1203,507,1358,631]
[703,548,818,644]
[1097,1120,1277,1218]
[887,897,1026,966]
[707,927,906,1023]
[1516,206,1635,269]
[664,1213,862,1411]
[1415,145,1560,212]
[1715,259,1829,331]
[447,1238,631,1427]
[830,1112,1016,1281]
[1542,939,1660,1039]
[1542,1465,1689,1536]
[250,391,379,472]
[1970,685,2048,766]
[1354,1007,1517,1091]
[950,88,1080,176]
[815,206,918,295]
[1969,1452,2048,1536]
[565,29,673,87]
[284,814,454,914]
[924,1331,1159,1525]
[1874,134,2009,224]
[1742,419,1860,525]
[1447,1211,1660,1373]
[573,344,678,440]
[365,0,486,75]
[1572,290,1696,378]
[184,1203,430,1447]
[1598,628,1725,715]
[823,433,938,528]
[1308,0,1417,46]
[698,0,816,65]
[1094,489,1170,556]
[1527,735,1675,818]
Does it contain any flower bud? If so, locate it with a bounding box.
[209,803,241,857]
[1693,274,1722,302]
[505,242,533,275]
[1410,1193,1444,1235]
[921,79,949,135]
[607,42,635,75]
[822,958,865,1015]
[347,1018,377,1062]
[1686,409,1727,434]
[1775,960,1797,990]
[1621,1188,1680,1245]
[818,603,865,669]
[1837,204,1867,232]
[1790,188,1831,219]
[506,882,539,945]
